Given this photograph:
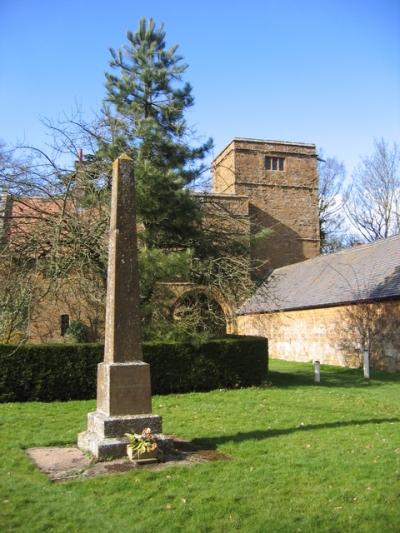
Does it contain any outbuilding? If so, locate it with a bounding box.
[237,235,400,371]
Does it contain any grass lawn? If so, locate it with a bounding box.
[1,359,400,532]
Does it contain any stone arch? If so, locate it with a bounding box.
[160,282,237,334]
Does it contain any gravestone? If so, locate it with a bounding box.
[78,155,162,459]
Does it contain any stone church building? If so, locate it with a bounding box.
[209,139,400,372]
[1,137,399,370]
[210,138,320,273]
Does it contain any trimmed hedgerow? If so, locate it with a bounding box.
[145,335,268,394]
[0,336,268,402]
[0,344,101,402]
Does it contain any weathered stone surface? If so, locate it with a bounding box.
[104,155,143,363]
[26,447,91,481]
[237,301,400,371]
[78,154,161,458]
[78,432,129,460]
[86,411,162,438]
[96,362,152,416]
[78,411,162,460]
[212,139,320,274]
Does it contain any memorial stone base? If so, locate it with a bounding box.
[78,411,162,460]
[78,361,162,460]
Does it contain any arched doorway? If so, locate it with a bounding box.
[167,283,238,336]
[173,291,227,337]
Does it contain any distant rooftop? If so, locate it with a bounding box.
[238,234,400,315]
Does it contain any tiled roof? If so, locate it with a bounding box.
[238,234,400,315]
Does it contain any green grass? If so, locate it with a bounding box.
[1,359,400,532]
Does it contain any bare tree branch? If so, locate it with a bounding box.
[345,139,400,242]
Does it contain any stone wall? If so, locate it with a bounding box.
[212,139,320,274]
[196,192,250,240]
[27,275,105,343]
[212,145,236,194]
[237,301,400,371]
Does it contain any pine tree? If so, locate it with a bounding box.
[102,18,213,248]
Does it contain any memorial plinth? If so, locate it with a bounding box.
[78,155,162,459]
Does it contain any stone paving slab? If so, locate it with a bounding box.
[26,447,92,481]
[26,438,230,482]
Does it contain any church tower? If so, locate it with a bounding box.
[212,138,320,276]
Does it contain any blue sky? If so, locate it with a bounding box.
[1,0,399,178]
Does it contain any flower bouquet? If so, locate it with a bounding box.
[125,428,159,464]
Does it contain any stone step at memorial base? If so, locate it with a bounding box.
[78,411,162,460]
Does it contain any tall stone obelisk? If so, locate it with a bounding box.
[78,154,162,459]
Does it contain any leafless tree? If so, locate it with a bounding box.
[318,152,347,253]
[345,139,400,242]
[337,301,400,371]
[0,123,112,341]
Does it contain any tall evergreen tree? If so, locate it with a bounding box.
[102,18,213,248]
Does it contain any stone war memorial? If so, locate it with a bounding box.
[78,154,162,459]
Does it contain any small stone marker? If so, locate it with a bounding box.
[363,349,370,379]
[78,155,161,459]
[314,360,321,383]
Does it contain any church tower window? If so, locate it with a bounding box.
[265,157,285,171]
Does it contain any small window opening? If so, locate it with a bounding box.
[60,314,70,336]
[265,156,285,171]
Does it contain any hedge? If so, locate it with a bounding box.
[0,336,268,402]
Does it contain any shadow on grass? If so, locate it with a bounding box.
[268,367,400,389]
[191,417,400,449]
